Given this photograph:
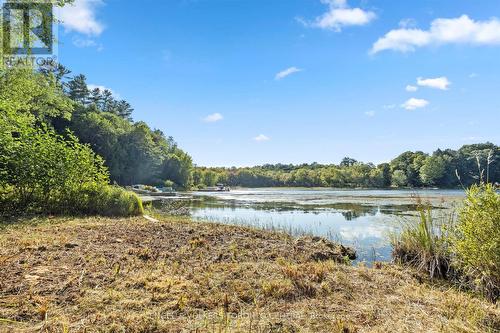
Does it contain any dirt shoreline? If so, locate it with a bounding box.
[0,216,498,332]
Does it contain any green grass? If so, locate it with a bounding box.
[391,185,500,302]
[391,202,455,279]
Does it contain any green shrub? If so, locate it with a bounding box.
[163,179,175,188]
[452,184,499,301]
[391,204,454,278]
[0,126,109,215]
[91,186,144,217]
[143,185,158,192]
[391,185,499,302]
[0,126,143,217]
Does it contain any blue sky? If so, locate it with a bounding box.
[56,0,500,166]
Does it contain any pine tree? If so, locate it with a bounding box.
[39,63,71,85]
[67,74,89,104]
[116,100,134,120]
[101,89,114,112]
[89,88,103,107]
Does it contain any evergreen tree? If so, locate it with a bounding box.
[39,62,71,85]
[67,74,89,104]
[115,100,134,120]
[89,87,103,107]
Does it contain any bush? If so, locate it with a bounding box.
[91,186,144,217]
[0,126,108,215]
[0,126,143,217]
[391,185,500,302]
[452,184,499,301]
[143,185,158,192]
[163,179,175,188]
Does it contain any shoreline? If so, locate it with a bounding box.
[0,215,497,332]
[190,186,467,191]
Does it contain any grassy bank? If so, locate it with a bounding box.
[0,216,498,332]
[391,184,499,302]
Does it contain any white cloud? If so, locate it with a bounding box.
[364,110,375,117]
[203,113,223,123]
[72,37,96,48]
[469,73,478,78]
[399,18,417,29]
[325,0,347,7]
[401,98,429,110]
[253,134,270,142]
[59,0,104,36]
[275,67,302,80]
[406,85,418,92]
[417,76,451,90]
[72,36,103,50]
[87,84,118,98]
[383,104,397,109]
[371,15,500,54]
[301,0,376,32]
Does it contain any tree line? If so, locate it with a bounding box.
[40,63,193,188]
[0,62,192,216]
[192,145,499,189]
[1,62,497,198]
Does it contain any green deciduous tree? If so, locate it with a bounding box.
[0,67,73,125]
[420,156,447,186]
[391,170,408,187]
[390,151,428,187]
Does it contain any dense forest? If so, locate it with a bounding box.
[50,65,193,188]
[3,63,193,188]
[192,144,499,189]
[0,62,192,215]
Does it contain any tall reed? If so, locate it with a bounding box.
[391,201,455,278]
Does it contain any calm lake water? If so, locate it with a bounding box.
[158,188,465,262]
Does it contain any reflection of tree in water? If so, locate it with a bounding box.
[338,205,379,221]
[341,207,378,221]
[188,195,440,220]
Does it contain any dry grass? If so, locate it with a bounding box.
[0,216,498,332]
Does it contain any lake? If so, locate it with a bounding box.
[159,188,465,263]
